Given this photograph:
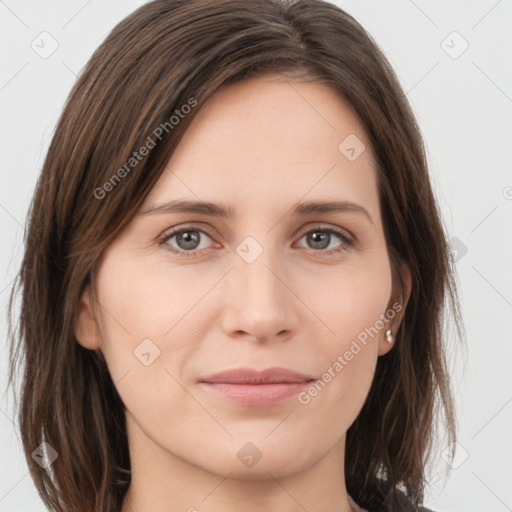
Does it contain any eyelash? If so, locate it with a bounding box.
[158,224,355,259]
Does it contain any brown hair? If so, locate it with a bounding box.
[7,0,463,511]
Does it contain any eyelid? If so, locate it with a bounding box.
[295,224,355,253]
[298,223,354,242]
[157,222,217,244]
[158,225,218,254]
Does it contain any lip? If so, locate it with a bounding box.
[199,367,315,407]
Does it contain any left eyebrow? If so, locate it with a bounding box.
[293,200,374,225]
[138,199,234,217]
[138,199,374,225]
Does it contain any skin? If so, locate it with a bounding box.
[75,73,411,512]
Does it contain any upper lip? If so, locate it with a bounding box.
[199,367,315,384]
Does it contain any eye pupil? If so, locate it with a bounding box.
[308,231,330,249]
[177,231,200,250]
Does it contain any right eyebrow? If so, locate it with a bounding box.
[139,199,234,217]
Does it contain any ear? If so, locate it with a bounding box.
[378,261,412,356]
[74,285,102,351]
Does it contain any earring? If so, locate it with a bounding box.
[385,329,393,345]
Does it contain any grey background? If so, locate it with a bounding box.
[1,1,511,511]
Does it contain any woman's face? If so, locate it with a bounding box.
[76,74,408,481]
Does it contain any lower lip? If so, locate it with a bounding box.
[200,381,312,407]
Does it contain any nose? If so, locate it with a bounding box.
[221,247,297,344]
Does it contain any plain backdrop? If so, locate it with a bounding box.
[1,1,511,511]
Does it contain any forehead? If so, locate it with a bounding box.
[143,74,379,216]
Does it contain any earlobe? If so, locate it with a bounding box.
[378,261,412,356]
[74,286,102,351]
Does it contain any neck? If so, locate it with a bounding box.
[120,413,358,512]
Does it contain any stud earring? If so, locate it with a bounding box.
[385,329,394,345]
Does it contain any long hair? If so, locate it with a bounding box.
[7,0,463,510]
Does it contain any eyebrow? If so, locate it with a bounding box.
[139,199,374,225]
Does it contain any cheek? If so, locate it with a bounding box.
[305,249,392,347]
[94,250,208,344]
[295,253,392,425]
[92,250,211,396]
[92,253,206,432]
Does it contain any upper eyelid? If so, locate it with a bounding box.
[159,223,354,246]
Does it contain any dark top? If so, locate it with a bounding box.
[353,489,436,511]
[393,490,435,512]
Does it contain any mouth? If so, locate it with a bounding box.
[199,367,315,407]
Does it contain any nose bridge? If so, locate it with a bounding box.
[224,235,294,341]
[236,237,284,304]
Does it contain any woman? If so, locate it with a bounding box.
[7,0,462,511]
